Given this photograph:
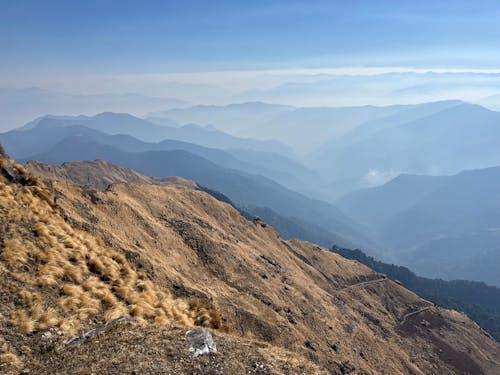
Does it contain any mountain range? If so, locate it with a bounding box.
[0,119,317,196]
[337,166,500,286]
[23,136,372,250]
[4,102,500,287]
[312,102,500,197]
[14,112,294,155]
[1,152,499,374]
[0,87,187,131]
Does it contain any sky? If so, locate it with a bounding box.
[1,0,500,113]
[1,0,500,77]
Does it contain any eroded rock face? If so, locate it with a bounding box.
[185,328,217,357]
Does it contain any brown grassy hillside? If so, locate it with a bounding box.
[1,157,500,374]
[26,159,196,190]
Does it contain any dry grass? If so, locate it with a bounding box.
[0,163,227,337]
[1,238,28,269]
[0,352,20,366]
[10,310,35,334]
[187,298,227,330]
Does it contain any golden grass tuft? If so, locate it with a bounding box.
[11,310,35,334]
[61,284,84,297]
[104,305,128,322]
[37,264,64,287]
[1,238,28,269]
[0,337,7,353]
[187,298,224,329]
[18,290,37,306]
[154,314,169,326]
[12,162,27,175]
[62,263,85,284]
[37,308,60,329]
[0,352,20,366]
[37,274,57,288]
[31,185,54,206]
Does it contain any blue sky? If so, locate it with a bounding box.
[1,0,500,77]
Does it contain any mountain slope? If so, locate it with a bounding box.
[1,122,316,195]
[26,160,345,249]
[3,112,293,155]
[313,103,500,193]
[26,138,371,249]
[331,246,500,342]
[2,154,499,374]
[336,166,500,286]
[336,174,449,229]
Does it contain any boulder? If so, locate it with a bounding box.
[185,328,217,357]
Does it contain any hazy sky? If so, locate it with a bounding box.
[1,0,500,79]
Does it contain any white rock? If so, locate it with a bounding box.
[185,328,217,357]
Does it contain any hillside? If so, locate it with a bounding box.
[26,160,345,249]
[331,246,500,342]
[25,159,197,190]
[1,121,318,197]
[313,103,500,195]
[1,153,500,374]
[25,137,372,250]
[337,166,500,286]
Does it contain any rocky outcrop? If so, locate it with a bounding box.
[185,328,217,357]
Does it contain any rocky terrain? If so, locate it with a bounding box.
[1,154,500,374]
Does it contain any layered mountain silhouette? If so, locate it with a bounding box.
[0,87,188,131]
[151,100,468,155]
[313,103,500,196]
[10,112,293,155]
[150,102,409,153]
[24,137,372,250]
[337,166,500,286]
[0,120,317,196]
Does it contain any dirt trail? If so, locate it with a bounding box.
[400,307,433,326]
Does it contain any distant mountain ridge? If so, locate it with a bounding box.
[25,137,372,250]
[0,120,318,197]
[150,100,468,155]
[312,102,500,196]
[337,166,500,286]
[26,159,353,250]
[9,112,294,156]
[0,87,187,131]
